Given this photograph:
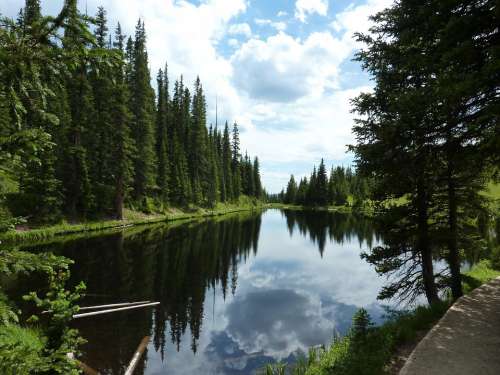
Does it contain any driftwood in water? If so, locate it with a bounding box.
[124,336,150,375]
[78,301,150,311]
[73,302,160,319]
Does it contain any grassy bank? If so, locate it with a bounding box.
[462,259,500,294]
[0,198,264,244]
[264,260,500,375]
[266,203,360,214]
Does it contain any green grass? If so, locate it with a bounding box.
[462,259,500,294]
[0,198,265,244]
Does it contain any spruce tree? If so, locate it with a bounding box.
[110,23,134,219]
[129,20,156,203]
[61,0,95,219]
[231,123,241,198]
[285,175,297,204]
[316,159,328,206]
[222,122,233,201]
[155,68,169,202]
[253,157,262,199]
[189,77,210,205]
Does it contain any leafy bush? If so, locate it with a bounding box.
[0,249,85,374]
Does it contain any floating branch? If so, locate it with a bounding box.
[124,336,150,375]
[73,302,160,319]
[78,301,151,311]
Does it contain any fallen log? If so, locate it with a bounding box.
[73,302,160,319]
[124,336,150,375]
[78,301,150,311]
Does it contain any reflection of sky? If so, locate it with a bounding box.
[144,210,388,375]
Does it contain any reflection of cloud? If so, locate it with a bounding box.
[225,289,333,358]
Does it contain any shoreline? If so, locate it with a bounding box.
[0,203,267,245]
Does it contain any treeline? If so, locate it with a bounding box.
[1,1,263,224]
[275,159,370,206]
[351,0,499,304]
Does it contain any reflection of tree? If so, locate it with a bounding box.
[14,212,262,372]
[282,210,381,256]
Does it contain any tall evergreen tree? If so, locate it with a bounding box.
[61,0,95,219]
[110,22,134,219]
[222,122,233,201]
[316,159,328,206]
[155,68,169,202]
[231,122,241,198]
[129,19,156,202]
[253,157,262,199]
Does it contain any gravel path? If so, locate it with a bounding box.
[400,277,500,375]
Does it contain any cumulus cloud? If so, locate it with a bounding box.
[232,32,350,102]
[277,10,288,17]
[254,18,287,32]
[330,0,393,37]
[70,0,248,125]
[228,22,252,37]
[295,0,329,22]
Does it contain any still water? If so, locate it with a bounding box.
[12,209,390,374]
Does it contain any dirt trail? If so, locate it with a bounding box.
[400,277,500,375]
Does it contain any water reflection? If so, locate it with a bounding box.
[282,210,381,255]
[10,209,388,374]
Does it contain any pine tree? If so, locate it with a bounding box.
[155,68,169,202]
[253,157,262,198]
[231,123,241,198]
[129,20,156,203]
[110,22,134,219]
[222,122,233,201]
[88,6,117,214]
[189,77,210,205]
[24,0,41,27]
[316,159,328,206]
[61,0,95,219]
[285,175,297,204]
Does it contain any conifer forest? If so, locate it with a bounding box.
[0,1,262,225]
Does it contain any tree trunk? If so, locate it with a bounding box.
[115,175,124,220]
[417,180,440,304]
[447,160,463,300]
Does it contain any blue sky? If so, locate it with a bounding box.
[2,0,392,192]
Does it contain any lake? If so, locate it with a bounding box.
[9,209,391,374]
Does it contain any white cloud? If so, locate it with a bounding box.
[228,38,240,48]
[232,31,350,102]
[228,22,252,38]
[295,0,329,22]
[277,10,288,17]
[330,0,393,36]
[255,18,287,32]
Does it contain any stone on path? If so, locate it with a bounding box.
[400,277,500,375]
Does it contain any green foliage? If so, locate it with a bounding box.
[0,248,84,374]
[0,324,46,374]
